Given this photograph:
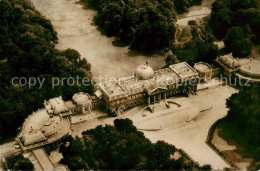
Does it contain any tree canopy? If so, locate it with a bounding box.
[0,0,92,143]
[219,88,260,169]
[210,0,259,57]
[5,154,33,170]
[83,0,202,54]
[224,26,253,57]
[60,119,209,170]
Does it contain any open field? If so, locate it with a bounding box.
[30,0,165,80]
[30,0,214,80]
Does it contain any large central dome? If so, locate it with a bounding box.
[135,63,155,80]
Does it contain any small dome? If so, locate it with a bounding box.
[72,92,92,106]
[194,62,212,73]
[135,64,155,80]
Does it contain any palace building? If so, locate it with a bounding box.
[96,62,199,115]
[216,53,260,86]
[194,62,213,81]
[16,97,71,151]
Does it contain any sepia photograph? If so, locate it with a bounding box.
[0,0,259,170]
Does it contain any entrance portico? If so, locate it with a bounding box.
[148,92,167,105]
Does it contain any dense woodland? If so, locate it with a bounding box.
[219,88,260,169]
[0,0,92,143]
[60,119,212,170]
[210,0,259,57]
[84,0,259,61]
[83,0,202,54]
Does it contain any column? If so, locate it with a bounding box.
[164,93,166,100]
[148,96,150,106]
[153,95,155,104]
[159,94,161,102]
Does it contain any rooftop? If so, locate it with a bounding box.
[99,81,126,96]
[18,97,71,147]
[44,97,70,115]
[20,109,50,135]
[19,109,68,146]
[72,92,92,105]
[194,62,212,73]
[218,54,240,69]
[98,62,198,98]
[169,62,199,79]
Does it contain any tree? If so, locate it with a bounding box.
[84,0,177,54]
[165,50,180,67]
[6,154,34,170]
[0,0,93,143]
[60,119,206,170]
[210,0,259,45]
[199,164,212,171]
[146,141,176,169]
[229,0,257,11]
[173,0,202,14]
[210,8,234,38]
[220,87,260,168]
[114,118,137,133]
[224,27,253,57]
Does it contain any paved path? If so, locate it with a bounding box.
[197,78,226,91]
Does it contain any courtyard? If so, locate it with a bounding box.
[70,84,238,170]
